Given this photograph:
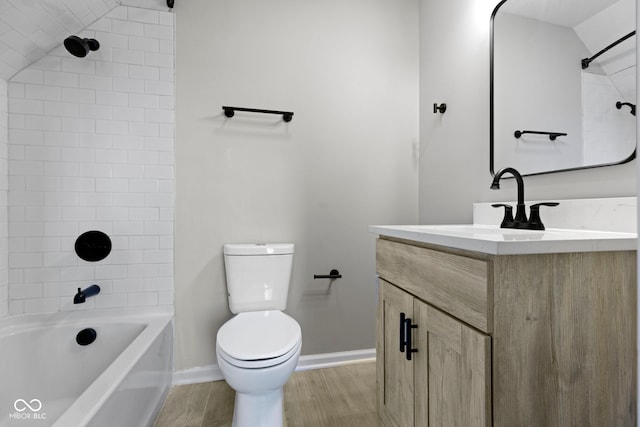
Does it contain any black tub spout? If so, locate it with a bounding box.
[74,284,100,304]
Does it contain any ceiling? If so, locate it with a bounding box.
[499,0,622,28]
[0,0,169,81]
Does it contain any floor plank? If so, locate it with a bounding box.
[153,362,377,427]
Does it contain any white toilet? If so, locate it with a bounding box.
[216,243,302,427]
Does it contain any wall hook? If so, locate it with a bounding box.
[433,103,447,114]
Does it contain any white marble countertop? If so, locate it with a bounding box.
[369,224,637,255]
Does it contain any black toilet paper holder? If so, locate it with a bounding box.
[314,269,342,280]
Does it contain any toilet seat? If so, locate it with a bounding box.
[217,310,301,368]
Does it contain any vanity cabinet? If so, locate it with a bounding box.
[375,236,636,427]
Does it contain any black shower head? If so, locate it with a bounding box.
[64,36,100,58]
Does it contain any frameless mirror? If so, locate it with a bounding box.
[491,0,636,176]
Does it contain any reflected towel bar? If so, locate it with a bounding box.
[223,106,294,122]
[514,130,567,141]
[581,30,635,69]
[314,269,342,279]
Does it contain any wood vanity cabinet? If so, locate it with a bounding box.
[375,237,636,427]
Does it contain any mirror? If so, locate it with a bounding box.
[491,0,636,176]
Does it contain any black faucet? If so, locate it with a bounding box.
[74,284,101,304]
[490,167,528,225]
[490,167,559,230]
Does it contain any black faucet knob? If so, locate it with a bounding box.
[492,203,515,228]
[528,202,559,230]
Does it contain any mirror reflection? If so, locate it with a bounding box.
[491,0,636,176]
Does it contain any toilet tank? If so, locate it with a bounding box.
[223,243,294,314]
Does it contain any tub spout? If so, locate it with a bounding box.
[74,284,101,304]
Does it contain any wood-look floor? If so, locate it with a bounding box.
[153,361,379,427]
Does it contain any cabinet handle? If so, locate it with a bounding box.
[400,312,407,353]
[404,317,418,361]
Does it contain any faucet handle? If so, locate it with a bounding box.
[528,202,559,230]
[492,203,515,228]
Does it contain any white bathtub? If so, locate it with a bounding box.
[0,307,173,427]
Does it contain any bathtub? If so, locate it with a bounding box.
[0,306,173,427]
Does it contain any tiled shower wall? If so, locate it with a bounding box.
[7,6,174,314]
[0,79,8,318]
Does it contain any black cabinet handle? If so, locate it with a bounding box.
[404,316,418,361]
[400,312,406,353]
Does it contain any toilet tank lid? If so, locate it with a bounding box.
[224,243,294,256]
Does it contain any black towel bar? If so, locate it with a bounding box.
[314,269,342,280]
[222,106,294,122]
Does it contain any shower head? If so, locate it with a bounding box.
[64,36,100,58]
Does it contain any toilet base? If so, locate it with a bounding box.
[232,388,284,427]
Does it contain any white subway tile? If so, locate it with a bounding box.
[43,192,80,207]
[129,65,159,81]
[113,221,143,235]
[96,119,128,135]
[96,207,129,221]
[8,82,25,98]
[61,58,96,75]
[62,177,95,192]
[144,165,173,179]
[12,69,44,84]
[26,268,61,284]
[112,19,144,36]
[60,266,95,281]
[24,237,61,252]
[44,162,80,177]
[158,11,174,26]
[144,109,173,124]
[159,236,173,250]
[44,101,80,117]
[62,87,95,104]
[128,150,159,165]
[144,52,172,68]
[60,147,96,163]
[144,23,173,40]
[95,264,128,279]
[43,221,79,237]
[144,137,173,152]
[94,293,127,308]
[95,61,129,78]
[112,48,145,65]
[129,235,159,249]
[113,193,144,207]
[62,207,96,221]
[43,71,79,88]
[143,249,172,264]
[78,104,113,120]
[113,77,145,93]
[96,177,128,192]
[26,206,61,221]
[144,276,172,291]
[9,253,43,268]
[96,90,128,106]
[127,291,157,307]
[43,282,76,298]
[129,93,158,108]
[24,297,59,314]
[128,8,159,24]
[130,37,159,53]
[25,115,62,131]
[9,160,43,176]
[10,99,44,115]
[130,122,158,137]
[25,84,61,101]
[62,117,96,133]
[79,133,113,148]
[113,106,144,122]
[158,95,174,110]
[129,178,158,193]
[159,39,174,55]
[113,164,144,178]
[95,148,127,164]
[112,278,143,293]
[25,146,60,162]
[42,252,77,267]
[9,283,43,299]
[79,74,113,90]
[143,221,172,235]
[129,207,158,221]
[78,163,112,178]
[94,32,129,49]
[26,175,61,192]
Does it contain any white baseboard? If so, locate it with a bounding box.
[172,348,376,386]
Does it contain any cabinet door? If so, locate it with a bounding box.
[377,280,414,427]
[414,299,491,427]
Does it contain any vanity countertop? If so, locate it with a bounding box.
[369,224,637,255]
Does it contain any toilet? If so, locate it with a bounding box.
[216,243,302,427]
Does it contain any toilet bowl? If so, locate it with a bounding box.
[216,310,302,427]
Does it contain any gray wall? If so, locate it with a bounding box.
[175,0,419,370]
[419,0,636,226]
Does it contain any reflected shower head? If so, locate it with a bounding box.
[64,36,100,58]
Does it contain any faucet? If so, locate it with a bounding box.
[490,167,528,225]
[490,167,559,230]
[74,284,101,304]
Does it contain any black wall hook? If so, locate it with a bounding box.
[433,103,447,114]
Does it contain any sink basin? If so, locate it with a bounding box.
[369,224,636,255]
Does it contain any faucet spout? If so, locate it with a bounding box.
[74,284,100,304]
[490,167,527,224]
